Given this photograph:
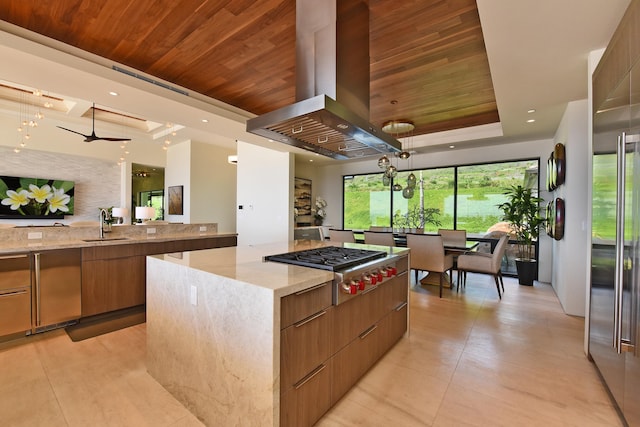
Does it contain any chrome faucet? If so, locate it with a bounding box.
[99,208,108,239]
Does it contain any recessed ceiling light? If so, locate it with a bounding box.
[202,119,209,123]
[527,109,536,114]
[527,119,536,123]
[309,159,314,162]
[449,145,455,149]
[109,91,118,96]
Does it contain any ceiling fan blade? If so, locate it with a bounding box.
[57,104,132,142]
[96,137,132,142]
[57,126,90,138]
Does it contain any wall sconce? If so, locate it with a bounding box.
[111,207,130,225]
[135,206,156,224]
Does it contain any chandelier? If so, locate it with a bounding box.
[379,120,416,199]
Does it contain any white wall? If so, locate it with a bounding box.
[165,139,237,231]
[236,141,293,245]
[189,141,236,232]
[552,100,589,316]
[165,141,191,222]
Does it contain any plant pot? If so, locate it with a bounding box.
[515,258,537,286]
[314,219,323,226]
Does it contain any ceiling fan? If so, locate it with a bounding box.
[57,103,131,142]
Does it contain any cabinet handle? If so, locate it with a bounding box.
[359,324,377,340]
[0,289,28,297]
[294,310,326,328]
[294,282,328,296]
[34,252,41,327]
[395,301,408,311]
[0,254,29,260]
[294,364,326,390]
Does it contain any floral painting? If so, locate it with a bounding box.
[0,176,74,219]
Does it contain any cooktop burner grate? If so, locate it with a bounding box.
[264,246,387,271]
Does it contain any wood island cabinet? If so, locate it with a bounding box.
[330,267,408,406]
[280,282,333,427]
[81,236,237,317]
[279,255,409,427]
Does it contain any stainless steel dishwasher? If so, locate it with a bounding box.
[33,249,82,331]
[0,253,32,337]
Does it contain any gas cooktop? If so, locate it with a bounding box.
[264,246,388,272]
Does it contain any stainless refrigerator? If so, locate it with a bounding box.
[591,65,640,425]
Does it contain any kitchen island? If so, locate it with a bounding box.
[146,240,409,427]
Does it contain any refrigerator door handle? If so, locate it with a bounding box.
[614,132,626,354]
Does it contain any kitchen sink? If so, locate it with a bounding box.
[82,237,129,242]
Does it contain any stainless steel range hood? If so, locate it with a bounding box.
[246,0,402,160]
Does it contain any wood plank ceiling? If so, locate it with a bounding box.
[0,0,498,138]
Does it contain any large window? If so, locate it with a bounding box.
[456,161,538,235]
[344,159,538,234]
[343,158,540,275]
[344,174,391,229]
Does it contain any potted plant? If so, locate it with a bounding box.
[312,196,327,226]
[497,185,546,286]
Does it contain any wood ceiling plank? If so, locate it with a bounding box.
[0,0,497,139]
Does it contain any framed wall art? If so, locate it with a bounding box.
[168,185,183,215]
[294,178,312,225]
[546,197,565,240]
[546,143,566,191]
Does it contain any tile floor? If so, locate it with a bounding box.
[0,274,623,427]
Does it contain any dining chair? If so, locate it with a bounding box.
[293,227,324,241]
[437,229,467,247]
[456,234,509,299]
[363,231,395,247]
[405,233,454,298]
[328,229,356,243]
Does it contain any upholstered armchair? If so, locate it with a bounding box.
[456,234,509,299]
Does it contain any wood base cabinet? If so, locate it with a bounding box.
[81,236,237,317]
[279,255,409,427]
[0,253,31,337]
[280,360,332,427]
[330,270,408,405]
[280,282,333,427]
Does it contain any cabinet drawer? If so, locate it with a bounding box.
[281,282,332,328]
[0,287,31,336]
[0,253,31,291]
[330,283,385,354]
[331,319,381,405]
[280,360,331,427]
[281,307,332,392]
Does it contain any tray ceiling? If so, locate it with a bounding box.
[0,0,498,139]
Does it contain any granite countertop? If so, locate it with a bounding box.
[149,240,410,296]
[0,223,236,255]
